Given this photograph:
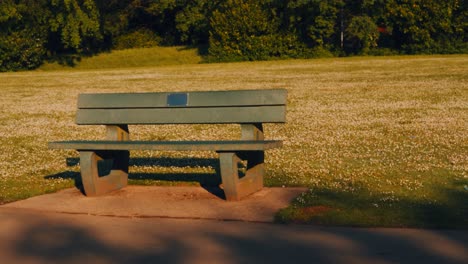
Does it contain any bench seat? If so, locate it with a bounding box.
[49,140,282,151]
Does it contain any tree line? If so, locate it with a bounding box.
[1,0,466,71]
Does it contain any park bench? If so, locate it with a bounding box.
[49,89,287,201]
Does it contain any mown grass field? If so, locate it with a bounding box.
[1,52,466,228]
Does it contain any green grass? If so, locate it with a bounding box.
[38,46,202,71]
[0,53,467,228]
[276,181,467,228]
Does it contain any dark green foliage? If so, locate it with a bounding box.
[0,30,47,71]
[207,0,315,62]
[208,0,277,61]
[0,0,103,71]
[274,0,343,48]
[0,0,466,71]
[48,0,101,52]
[0,0,49,71]
[374,0,467,54]
[345,16,379,54]
[175,1,219,45]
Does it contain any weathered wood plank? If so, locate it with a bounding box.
[48,140,282,151]
[78,89,287,109]
[76,106,286,124]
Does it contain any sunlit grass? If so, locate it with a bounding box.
[1,54,467,227]
[38,46,202,71]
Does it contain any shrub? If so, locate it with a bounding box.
[345,16,379,55]
[207,0,325,62]
[0,30,46,71]
[208,0,274,61]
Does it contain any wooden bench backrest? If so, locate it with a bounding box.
[76,89,287,125]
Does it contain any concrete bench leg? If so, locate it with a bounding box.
[79,150,129,196]
[218,151,264,201]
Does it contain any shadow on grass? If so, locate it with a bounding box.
[276,183,468,229]
[46,54,82,67]
[45,156,224,198]
[64,157,219,168]
[46,47,108,67]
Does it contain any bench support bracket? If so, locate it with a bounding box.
[106,125,130,141]
[218,151,264,201]
[79,150,129,196]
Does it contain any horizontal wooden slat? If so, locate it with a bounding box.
[78,89,287,109]
[76,106,286,124]
[48,140,282,151]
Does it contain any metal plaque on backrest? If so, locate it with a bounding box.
[167,93,188,107]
